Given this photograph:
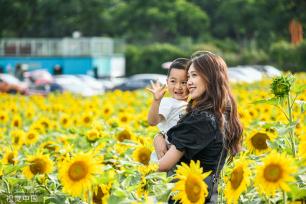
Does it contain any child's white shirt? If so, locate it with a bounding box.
[157,97,187,136]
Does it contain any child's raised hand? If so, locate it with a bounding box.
[146,80,167,101]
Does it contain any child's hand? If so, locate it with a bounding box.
[146,80,167,101]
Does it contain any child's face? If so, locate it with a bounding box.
[167,68,189,100]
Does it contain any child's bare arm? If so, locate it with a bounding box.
[146,81,166,126]
[147,100,164,126]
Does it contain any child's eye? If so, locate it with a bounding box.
[182,81,187,85]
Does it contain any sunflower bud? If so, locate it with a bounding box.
[270,75,294,98]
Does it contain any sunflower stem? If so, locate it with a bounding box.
[3,178,11,194]
[38,185,52,194]
[287,93,296,157]
[283,190,287,204]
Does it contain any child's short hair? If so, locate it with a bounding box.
[167,58,189,77]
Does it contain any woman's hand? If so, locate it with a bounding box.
[153,134,168,159]
[146,80,166,101]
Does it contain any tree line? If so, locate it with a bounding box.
[0,0,305,72]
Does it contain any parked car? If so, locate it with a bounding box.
[0,73,28,94]
[76,75,105,93]
[251,65,282,77]
[111,74,167,91]
[228,66,263,83]
[24,69,63,94]
[54,75,102,96]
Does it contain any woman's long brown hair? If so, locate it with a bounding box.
[186,51,243,159]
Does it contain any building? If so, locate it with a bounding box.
[0,37,125,77]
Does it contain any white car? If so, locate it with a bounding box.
[130,74,167,85]
[76,75,105,93]
[251,65,282,77]
[0,73,28,89]
[228,66,263,83]
[54,75,102,96]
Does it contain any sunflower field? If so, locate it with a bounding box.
[0,73,305,204]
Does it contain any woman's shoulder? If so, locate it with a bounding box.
[187,109,218,129]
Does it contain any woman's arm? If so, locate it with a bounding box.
[158,145,184,172]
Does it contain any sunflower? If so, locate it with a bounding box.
[132,146,152,165]
[60,114,71,128]
[11,114,22,128]
[92,183,111,204]
[29,123,45,134]
[0,111,8,124]
[2,149,18,165]
[245,129,276,155]
[38,117,51,131]
[25,108,35,119]
[23,154,54,179]
[117,112,131,125]
[254,151,297,196]
[39,141,60,153]
[101,104,113,118]
[25,130,39,145]
[80,112,93,127]
[137,163,158,176]
[172,160,210,204]
[224,158,251,204]
[11,129,25,148]
[116,128,133,142]
[58,153,102,197]
[108,118,119,128]
[86,129,100,142]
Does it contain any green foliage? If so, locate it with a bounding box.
[1,0,306,72]
[125,43,186,76]
[270,41,306,72]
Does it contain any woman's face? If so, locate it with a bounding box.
[187,64,207,100]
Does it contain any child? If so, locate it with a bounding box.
[147,58,189,162]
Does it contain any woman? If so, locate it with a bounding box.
[154,51,243,203]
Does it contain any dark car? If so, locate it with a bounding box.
[111,74,167,91]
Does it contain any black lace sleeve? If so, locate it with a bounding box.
[167,110,218,160]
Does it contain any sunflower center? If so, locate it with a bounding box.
[117,130,131,142]
[28,133,35,139]
[44,143,56,152]
[84,117,91,123]
[68,161,89,181]
[14,136,20,144]
[251,133,269,150]
[62,118,68,124]
[185,174,202,202]
[41,121,49,129]
[230,166,244,189]
[8,152,15,164]
[264,164,283,182]
[138,152,150,165]
[104,108,110,114]
[14,120,19,127]
[30,159,47,175]
[120,116,128,123]
[0,115,4,120]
